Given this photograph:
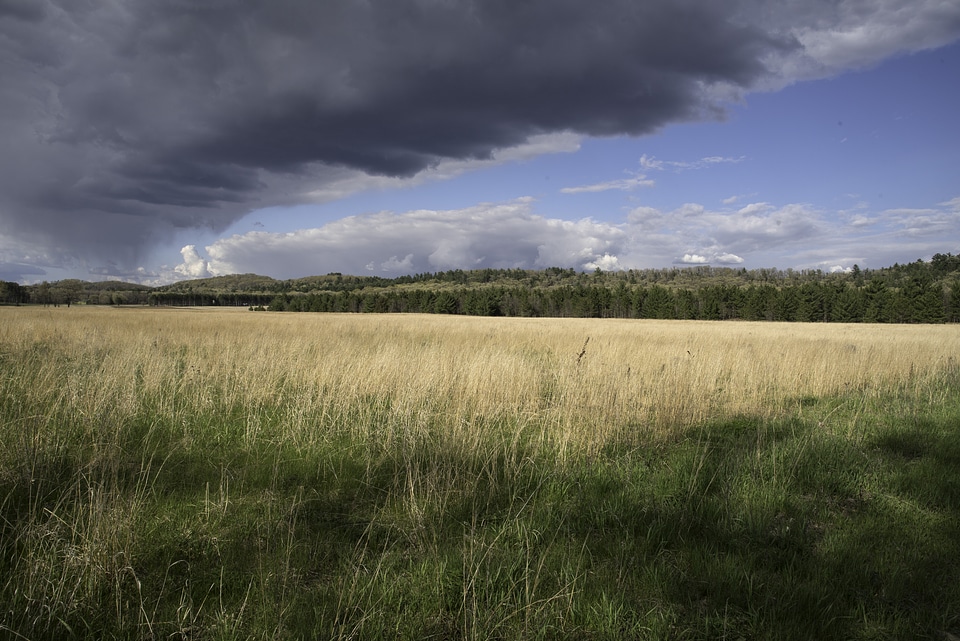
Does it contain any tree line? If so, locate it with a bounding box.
[265,276,956,323]
[5,253,959,322]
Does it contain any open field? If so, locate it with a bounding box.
[2,307,959,639]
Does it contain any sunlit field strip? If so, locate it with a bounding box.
[2,306,956,444]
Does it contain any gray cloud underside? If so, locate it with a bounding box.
[1,0,959,272]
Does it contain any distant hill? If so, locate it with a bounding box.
[154,273,280,293]
[9,253,960,322]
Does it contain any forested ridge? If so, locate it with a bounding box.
[6,253,960,322]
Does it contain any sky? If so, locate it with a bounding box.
[1,0,959,284]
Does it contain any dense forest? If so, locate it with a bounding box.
[5,253,960,323]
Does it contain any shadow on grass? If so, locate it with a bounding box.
[3,408,960,640]
[555,413,960,639]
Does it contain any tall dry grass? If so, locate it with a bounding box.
[2,307,957,451]
[2,306,959,639]
[0,308,960,443]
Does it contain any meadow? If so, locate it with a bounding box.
[1,306,959,640]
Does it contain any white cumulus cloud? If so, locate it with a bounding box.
[183,200,626,280]
[174,245,211,279]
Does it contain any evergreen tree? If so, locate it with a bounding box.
[699,287,722,320]
[643,285,675,319]
[832,287,864,322]
[675,289,698,320]
[433,291,459,314]
[946,280,960,323]
[862,278,890,323]
[900,274,944,323]
[851,264,864,288]
[773,287,800,321]
[796,283,825,322]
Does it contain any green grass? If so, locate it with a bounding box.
[2,322,960,639]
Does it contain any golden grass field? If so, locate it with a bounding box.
[3,305,960,640]
[3,305,957,451]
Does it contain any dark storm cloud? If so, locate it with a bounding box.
[0,0,45,22]
[183,0,784,177]
[0,0,957,277]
